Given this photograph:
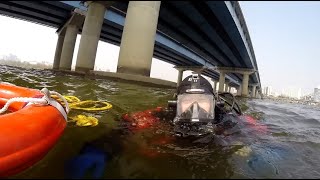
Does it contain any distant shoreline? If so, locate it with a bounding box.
[263,97,319,107]
[0,59,52,69]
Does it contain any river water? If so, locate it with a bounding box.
[1,65,320,179]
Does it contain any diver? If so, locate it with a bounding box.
[159,72,242,137]
[64,72,244,179]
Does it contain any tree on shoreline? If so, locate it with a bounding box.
[0,54,52,69]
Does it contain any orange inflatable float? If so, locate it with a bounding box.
[0,82,68,177]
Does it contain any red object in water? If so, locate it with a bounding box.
[242,115,268,133]
[122,108,162,130]
[122,107,174,158]
[242,115,257,125]
[0,83,67,177]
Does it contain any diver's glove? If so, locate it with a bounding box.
[64,143,108,179]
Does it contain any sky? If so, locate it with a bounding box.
[239,1,320,95]
[0,2,320,95]
[0,14,184,82]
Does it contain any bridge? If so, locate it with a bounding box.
[0,1,262,97]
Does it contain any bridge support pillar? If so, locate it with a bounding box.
[59,25,78,70]
[211,79,217,93]
[218,71,225,93]
[216,67,256,97]
[53,8,85,70]
[117,1,161,76]
[53,33,65,69]
[251,86,256,98]
[75,2,109,72]
[241,73,250,97]
[237,85,242,96]
[224,80,230,92]
[251,84,257,98]
[215,82,218,93]
[177,69,184,87]
[259,89,263,99]
[256,90,260,99]
[255,89,259,98]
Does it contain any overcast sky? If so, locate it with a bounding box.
[0,1,319,95]
[239,1,320,95]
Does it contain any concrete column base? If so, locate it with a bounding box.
[116,67,151,77]
[49,69,177,88]
[75,66,92,73]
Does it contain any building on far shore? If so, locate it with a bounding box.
[263,86,272,96]
[314,87,320,102]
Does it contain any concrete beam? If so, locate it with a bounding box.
[56,8,86,35]
[217,66,256,74]
[173,65,205,73]
[117,1,161,76]
[83,1,114,7]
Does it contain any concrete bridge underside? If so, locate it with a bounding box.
[0,1,262,97]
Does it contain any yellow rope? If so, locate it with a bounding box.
[51,95,112,111]
[69,101,113,111]
[68,115,99,127]
[51,95,112,127]
[64,95,81,103]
